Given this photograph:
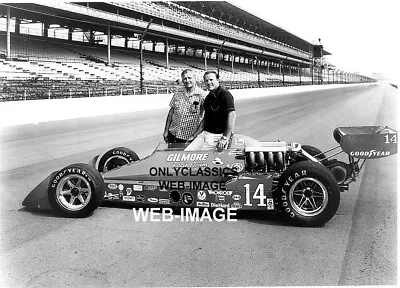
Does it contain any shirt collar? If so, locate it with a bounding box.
[210,85,221,97]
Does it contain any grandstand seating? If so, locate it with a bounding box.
[0,29,314,101]
[114,1,308,59]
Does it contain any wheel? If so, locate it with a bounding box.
[97,147,139,173]
[278,161,340,227]
[48,163,104,217]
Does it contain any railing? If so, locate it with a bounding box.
[0,79,326,102]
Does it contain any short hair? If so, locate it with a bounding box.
[203,71,219,81]
[181,69,194,78]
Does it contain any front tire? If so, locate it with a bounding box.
[278,161,340,227]
[97,147,139,173]
[48,163,104,217]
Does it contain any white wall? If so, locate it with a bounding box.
[0,83,373,127]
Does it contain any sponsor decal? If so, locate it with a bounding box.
[231,202,242,209]
[232,194,241,201]
[123,195,135,202]
[232,163,244,172]
[106,192,120,200]
[172,163,207,168]
[212,157,224,165]
[108,183,117,190]
[197,201,210,208]
[197,190,207,201]
[126,188,133,195]
[145,185,157,191]
[267,198,274,210]
[211,203,230,208]
[159,199,170,205]
[147,198,158,203]
[136,195,145,202]
[133,185,143,191]
[166,153,208,162]
[350,150,390,158]
[208,190,233,196]
[182,192,194,205]
[215,195,225,202]
[118,184,124,191]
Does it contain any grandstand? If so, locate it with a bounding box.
[0,1,374,101]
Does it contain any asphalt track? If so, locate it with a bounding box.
[0,83,397,287]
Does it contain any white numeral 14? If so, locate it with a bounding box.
[384,134,397,144]
[244,183,266,207]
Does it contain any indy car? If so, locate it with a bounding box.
[23,126,397,227]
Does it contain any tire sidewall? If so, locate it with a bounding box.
[48,163,104,217]
[279,161,340,226]
[97,147,139,173]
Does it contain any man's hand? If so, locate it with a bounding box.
[185,136,195,146]
[217,137,227,152]
[163,131,169,143]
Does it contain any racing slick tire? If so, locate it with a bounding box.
[97,147,139,173]
[278,161,340,227]
[48,163,105,218]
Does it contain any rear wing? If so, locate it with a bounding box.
[333,126,397,159]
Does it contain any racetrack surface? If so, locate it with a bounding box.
[0,83,397,287]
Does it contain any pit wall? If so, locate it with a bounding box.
[0,83,373,127]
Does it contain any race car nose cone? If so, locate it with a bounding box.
[22,172,55,210]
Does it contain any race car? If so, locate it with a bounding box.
[22,126,397,227]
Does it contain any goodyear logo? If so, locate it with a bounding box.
[350,150,390,158]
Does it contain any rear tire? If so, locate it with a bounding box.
[97,147,139,173]
[278,161,340,227]
[48,163,104,217]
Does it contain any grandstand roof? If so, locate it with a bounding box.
[175,1,331,55]
[0,1,330,61]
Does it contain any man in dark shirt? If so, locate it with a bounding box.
[185,71,236,151]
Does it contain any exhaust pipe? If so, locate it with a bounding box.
[339,184,349,192]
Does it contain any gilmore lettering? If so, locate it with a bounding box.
[166,153,208,162]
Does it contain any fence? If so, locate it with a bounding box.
[0,78,317,101]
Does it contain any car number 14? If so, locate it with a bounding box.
[243,183,274,209]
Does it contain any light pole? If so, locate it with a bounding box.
[256,56,261,88]
[298,63,301,85]
[216,39,226,76]
[139,18,153,95]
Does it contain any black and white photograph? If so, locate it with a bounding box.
[0,0,397,287]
